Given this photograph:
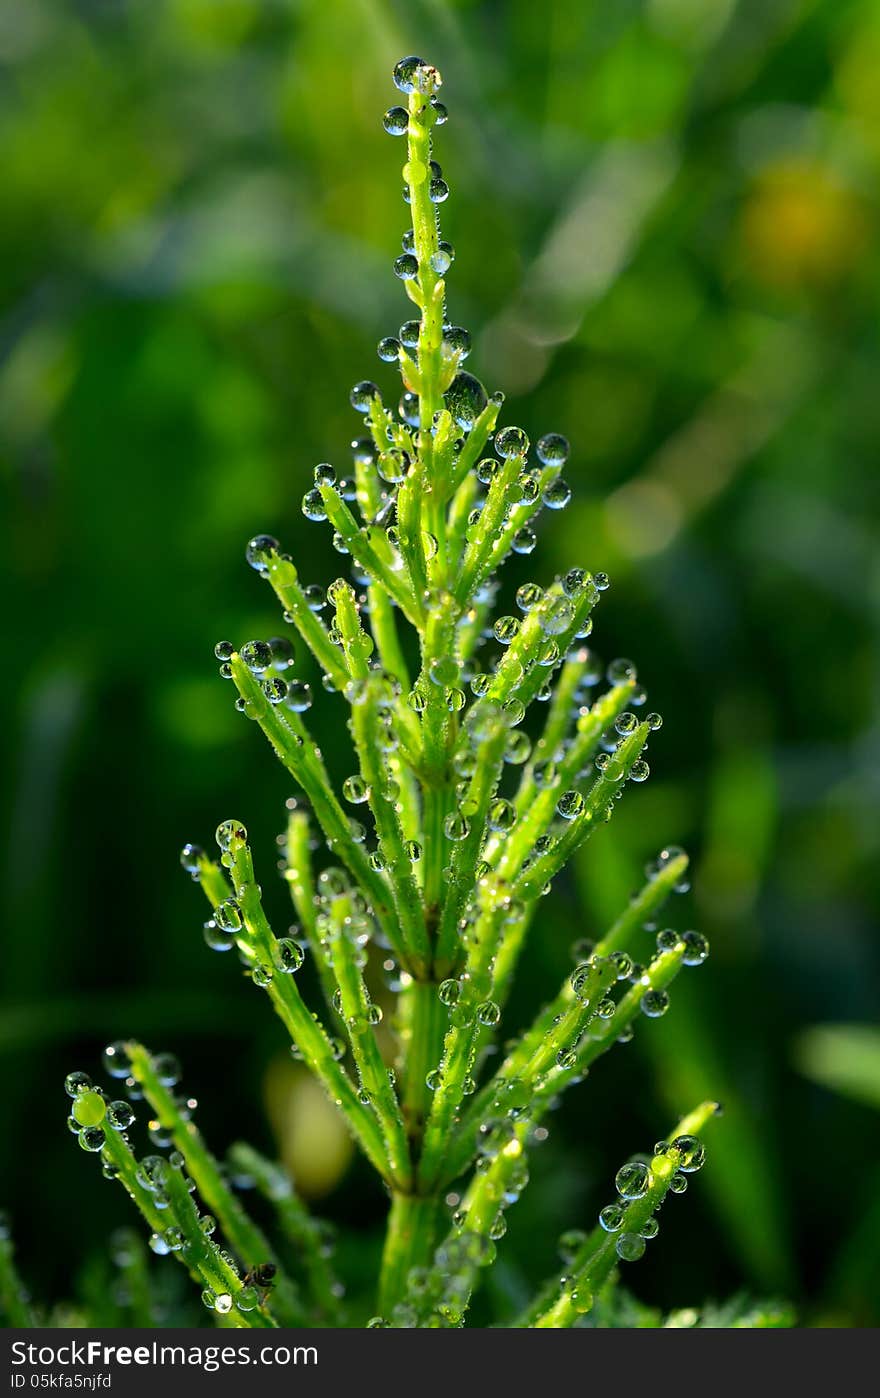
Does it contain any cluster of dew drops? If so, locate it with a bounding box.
[61,1050,277,1318]
[178,54,712,1068]
[200,51,667,843]
[185,55,709,1308]
[549,1129,711,1316]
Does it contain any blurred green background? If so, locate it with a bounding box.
[2,0,878,1326]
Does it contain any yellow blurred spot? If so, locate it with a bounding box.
[740,161,868,290]
[605,477,683,558]
[264,1057,353,1200]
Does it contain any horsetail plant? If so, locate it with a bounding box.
[49,54,730,1331]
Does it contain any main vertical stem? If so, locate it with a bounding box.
[377,61,456,1320]
[378,1192,443,1316]
[379,979,447,1314]
[402,978,447,1140]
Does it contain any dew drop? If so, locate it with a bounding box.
[607,658,636,684]
[493,615,520,645]
[216,820,246,851]
[542,478,571,510]
[444,813,470,842]
[383,106,409,135]
[515,473,539,504]
[599,1204,624,1232]
[615,1160,651,1200]
[153,1053,180,1087]
[640,989,669,1018]
[179,843,203,877]
[536,433,570,467]
[671,1135,705,1172]
[444,372,487,430]
[215,898,242,933]
[495,426,529,459]
[442,325,471,358]
[556,791,584,821]
[487,798,515,833]
[377,336,401,362]
[682,931,709,966]
[615,1232,646,1262]
[240,640,273,673]
[275,938,305,974]
[343,775,369,804]
[542,598,574,636]
[512,527,536,555]
[245,534,279,575]
[350,381,379,414]
[399,320,420,349]
[655,928,681,953]
[103,1043,131,1080]
[301,488,327,522]
[106,1100,135,1132]
[394,252,419,281]
[262,676,287,705]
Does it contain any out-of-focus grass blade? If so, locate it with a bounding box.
[794,1024,880,1112]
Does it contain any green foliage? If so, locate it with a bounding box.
[3,0,877,1332]
[20,55,773,1331]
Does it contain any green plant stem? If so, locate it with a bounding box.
[125,1043,303,1326]
[435,709,510,969]
[594,851,690,956]
[163,1163,277,1329]
[368,584,411,689]
[265,556,349,691]
[421,783,448,922]
[197,847,395,1182]
[324,894,412,1187]
[319,485,422,624]
[228,1144,343,1324]
[443,944,687,1187]
[98,1124,258,1329]
[406,84,443,432]
[378,1192,442,1316]
[447,396,502,497]
[229,655,411,968]
[527,1101,719,1327]
[283,805,338,1015]
[344,675,430,972]
[400,977,447,1145]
